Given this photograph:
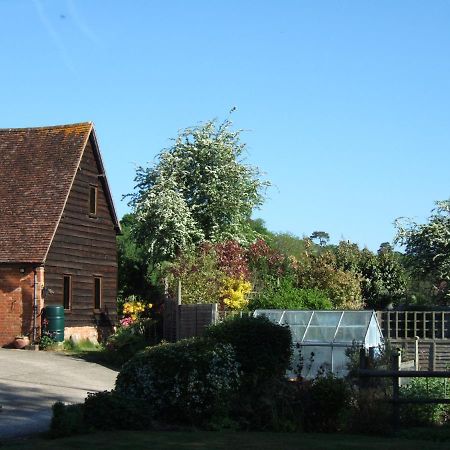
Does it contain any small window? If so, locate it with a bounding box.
[89,186,97,215]
[94,277,102,310]
[63,275,71,310]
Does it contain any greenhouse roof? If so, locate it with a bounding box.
[253,310,381,345]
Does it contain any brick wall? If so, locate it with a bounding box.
[0,266,43,347]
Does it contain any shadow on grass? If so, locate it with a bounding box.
[60,350,124,372]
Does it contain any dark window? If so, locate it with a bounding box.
[63,276,71,310]
[89,186,97,215]
[94,277,102,310]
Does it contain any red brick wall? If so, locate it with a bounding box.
[0,266,43,347]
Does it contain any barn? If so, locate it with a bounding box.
[0,123,120,347]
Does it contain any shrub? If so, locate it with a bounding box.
[50,402,85,438]
[233,377,303,431]
[249,278,332,310]
[205,315,292,383]
[302,372,352,432]
[83,391,153,430]
[165,250,224,304]
[39,333,57,350]
[115,338,240,425]
[349,386,393,435]
[400,377,450,426]
[220,277,252,310]
[105,318,158,366]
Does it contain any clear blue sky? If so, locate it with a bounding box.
[1,0,449,251]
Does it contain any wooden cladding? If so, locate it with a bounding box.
[44,139,117,327]
[378,311,450,340]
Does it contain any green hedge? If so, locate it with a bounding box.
[205,315,292,382]
[115,338,239,425]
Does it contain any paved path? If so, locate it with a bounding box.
[0,348,118,439]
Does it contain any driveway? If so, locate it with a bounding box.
[0,348,118,439]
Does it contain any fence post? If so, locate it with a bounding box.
[415,336,419,370]
[176,280,182,341]
[391,349,401,430]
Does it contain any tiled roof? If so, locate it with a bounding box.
[0,123,92,263]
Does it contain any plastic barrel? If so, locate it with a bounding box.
[42,305,65,342]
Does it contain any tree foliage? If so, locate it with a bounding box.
[128,118,269,262]
[332,240,407,309]
[117,214,156,301]
[395,199,450,304]
[310,231,330,247]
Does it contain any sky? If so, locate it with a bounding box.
[1,0,449,251]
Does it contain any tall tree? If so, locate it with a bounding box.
[310,231,330,247]
[395,199,450,304]
[128,118,269,262]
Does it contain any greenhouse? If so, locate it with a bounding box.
[253,310,383,378]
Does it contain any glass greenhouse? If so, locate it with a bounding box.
[253,310,383,378]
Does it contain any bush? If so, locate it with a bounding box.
[349,386,393,435]
[231,377,303,431]
[249,278,332,310]
[401,377,450,426]
[302,372,352,432]
[50,402,85,438]
[39,333,57,350]
[204,315,292,383]
[83,391,153,430]
[115,338,240,425]
[105,318,158,366]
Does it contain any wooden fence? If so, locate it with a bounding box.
[378,310,450,340]
[377,310,450,371]
[358,347,450,429]
[163,299,218,342]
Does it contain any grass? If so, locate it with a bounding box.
[2,431,450,450]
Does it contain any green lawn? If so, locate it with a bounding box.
[1,431,450,450]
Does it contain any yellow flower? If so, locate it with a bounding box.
[220,277,252,310]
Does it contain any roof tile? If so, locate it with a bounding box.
[0,123,92,263]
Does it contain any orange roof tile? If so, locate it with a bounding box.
[0,123,118,263]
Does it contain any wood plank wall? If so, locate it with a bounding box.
[44,138,118,328]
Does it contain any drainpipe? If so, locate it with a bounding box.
[33,268,38,343]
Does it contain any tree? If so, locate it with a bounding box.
[332,240,407,309]
[310,231,330,247]
[128,118,269,262]
[395,199,450,304]
[117,214,158,301]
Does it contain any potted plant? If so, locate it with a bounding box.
[14,335,30,349]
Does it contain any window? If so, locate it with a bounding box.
[89,185,97,215]
[94,277,102,310]
[63,275,71,310]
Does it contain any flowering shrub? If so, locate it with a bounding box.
[115,338,240,425]
[122,300,146,320]
[119,317,134,327]
[106,318,158,365]
[220,277,252,310]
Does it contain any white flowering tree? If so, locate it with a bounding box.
[129,118,269,262]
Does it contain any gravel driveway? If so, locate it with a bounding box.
[0,348,118,439]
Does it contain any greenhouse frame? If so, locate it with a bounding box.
[253,310,383,378]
